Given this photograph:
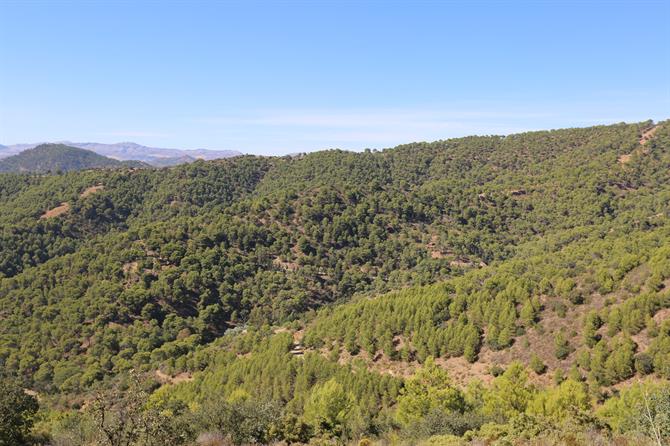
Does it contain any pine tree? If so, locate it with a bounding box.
[607,308,623,336]
[0,379,39,446]
[554,331,572,360]
[381,329,396,360]
[497,326,514,350]
[553,368,566,385]
[583,311,602,348]
[395,357,466,428]
[530,355,547,375]
[528,379,590,421]
[482,362,534,420]
[344,331,359,355]
[604,337,636,383]
[520,299,537,326]
[303,378,357,438]
[589,340,610,385]
[568,364,583,382]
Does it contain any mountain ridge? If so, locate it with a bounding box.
[0,143,150,173]
[0,140,242,166]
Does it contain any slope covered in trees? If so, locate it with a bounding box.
[0,121,669,445]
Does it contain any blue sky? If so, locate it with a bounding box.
[1,1,668,155]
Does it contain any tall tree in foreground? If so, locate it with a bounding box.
[395,357,467,429]
[303,378,360,439]
[0,379,38,446]
[88,373,191,446]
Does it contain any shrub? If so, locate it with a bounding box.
[530,355,547,375]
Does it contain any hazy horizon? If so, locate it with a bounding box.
[2,117,669,157]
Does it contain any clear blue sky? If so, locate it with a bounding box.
[1,1,668,155]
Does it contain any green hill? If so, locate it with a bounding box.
[0,143,148,173]
[0,121,669,445]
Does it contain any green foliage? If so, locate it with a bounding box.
[1,121,670,445]
[648,320,670,379]
[605,336,636,383]
[554,331,572,360]
[635,353,654,375]
[87,374,193,446]
[304,379,359,438]
[631,386,670,444]
[583,310,602,347]
[195,396,282,445]
[527,379,591,421]
[0,378,39,446]
[2,121,670,393]
[529,355,547,375]
[395,357,467,428]
[150,331,401,439]
[303,283,482,364]
[482,362,534,421]
[598,380,670,444]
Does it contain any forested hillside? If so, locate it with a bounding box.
[1,121,669,445]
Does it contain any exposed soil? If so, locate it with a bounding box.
[618,154,632,165]
[619,124,660,165]
[80,184,104,198]
[40,202,70,219]
[273,257,300,271]
[640,125,659,145]
[155,369,193,385]
[437,356,496,385]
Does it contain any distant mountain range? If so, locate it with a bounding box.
[0,144,149,173]
[0,141,242,167]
